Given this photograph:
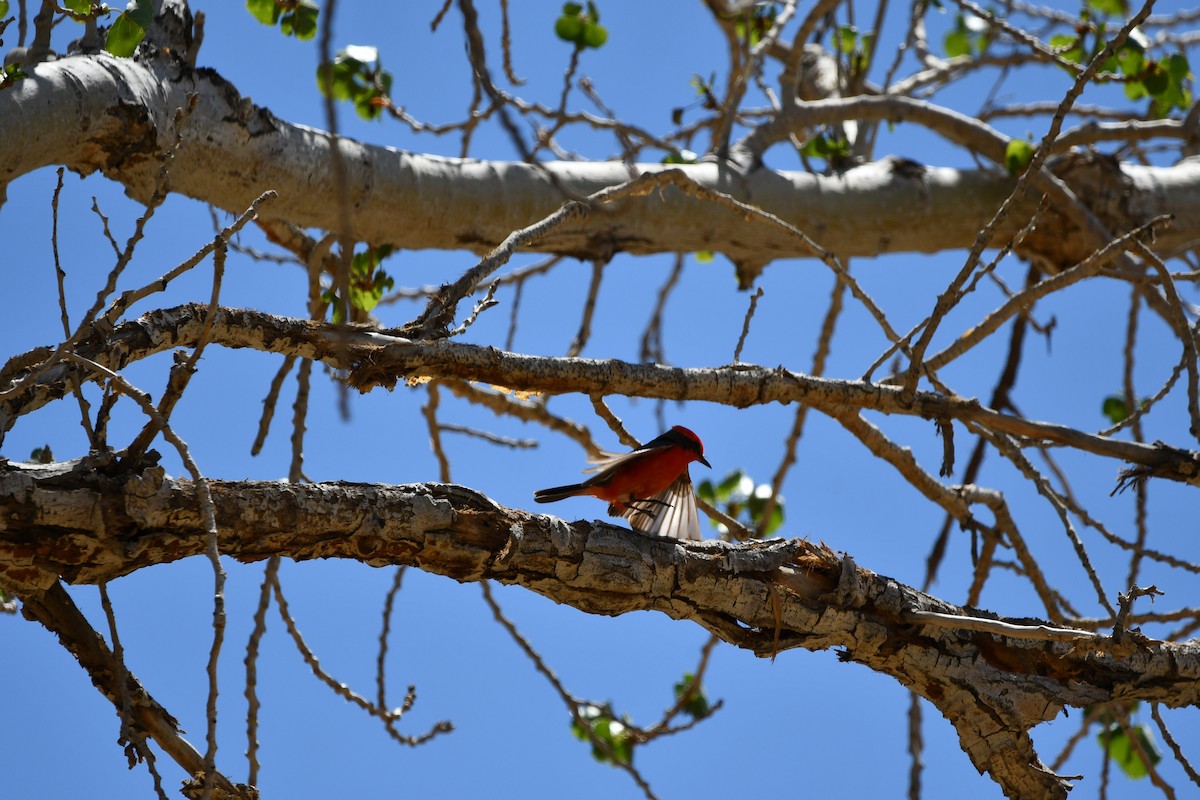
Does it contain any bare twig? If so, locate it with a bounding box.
[480,580,661,800]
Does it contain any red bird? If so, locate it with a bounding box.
[534,426,711,540]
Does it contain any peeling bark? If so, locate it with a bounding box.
[3,458,1198,798]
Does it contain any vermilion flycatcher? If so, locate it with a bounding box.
[534,425,711,540]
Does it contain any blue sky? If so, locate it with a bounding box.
[3,2,1199,798]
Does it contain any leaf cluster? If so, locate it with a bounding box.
[321,245,396,322]
[317,46,394,121]
[246,0,318,41]
[697,470,785,538]
[61,0,152,57]
[1051,24,1191,117]
[554,2,608,50]
[1091,703,1163,780]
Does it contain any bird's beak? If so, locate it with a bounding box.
[698,455,711,468]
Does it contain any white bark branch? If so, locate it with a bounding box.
[3,53,1199,268]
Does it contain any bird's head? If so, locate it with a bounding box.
[669,425,711,468]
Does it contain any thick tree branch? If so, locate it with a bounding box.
[4,305,1198,487]
[16,580,250,799]
[3,460,1199,799]
[2,53,1199,267]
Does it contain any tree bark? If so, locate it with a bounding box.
[2,458,1197,799]
[3,52,1199,268]
[5,305,1198,487]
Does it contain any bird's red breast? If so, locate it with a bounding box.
[533,425,710,540]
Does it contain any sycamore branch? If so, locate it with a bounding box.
[2,53,1199,268]
[3,459,1199,799]
[3,304,1198,487]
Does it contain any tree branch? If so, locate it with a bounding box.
[3,54,1199,266]
[4,305,1197,487]
[4,460,1200,799]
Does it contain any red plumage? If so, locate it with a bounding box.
[534,426,710,540]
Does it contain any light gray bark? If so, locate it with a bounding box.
[3,53,1199,268]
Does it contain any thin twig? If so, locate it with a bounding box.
[50,166,96,446]
[424,382,452,482]
[243,557,277,787]
[732,286,764,363]
[566,260,606,358]
[1151,704,1200,789]
[99,582,170,800]
[62,354,227,797]
[269,568,451,744]
[480,581,661,800]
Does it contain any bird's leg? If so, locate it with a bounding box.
[623,497,674,523]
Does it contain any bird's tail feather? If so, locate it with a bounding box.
[533,484,587,503]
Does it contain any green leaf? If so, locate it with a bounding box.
[318,48,393,119]
[1102,394,1129,424]
[281,1,319,40]
[248,0,317,39]
[944,29,971,58]
[554,14,583,42]
[1115,42,1145,76]
[747,485,785,534]
[1124,78,1148,101]
[800,132,851,161]
[1150,53,1192,115]
[246,0,281,25]
[714,470,746,501]
[1143,61,1170,95]
[694,250,714,263]
[64,0,91,15]
[570,704,633,766]
[127,0,153,28]
[1086,0,1127,14]
[763,502,784,535]
[944,13,988,58]
[1097,723,1161,779]
[673,673,712,719]
[581,20,607,48]
[1004,139,1035,177]
[0,63,27,86]
[320,289,345,323]
[348,245,395,311]
[662,150,698,165]
[104,9,148,58]
[859,31,876,64]
[696,479,716,505]
[0,0,8,15]
[836,25,858,53]
[555,1,605,48]
[1165,52,1191,81]
[1050,32,1084,64]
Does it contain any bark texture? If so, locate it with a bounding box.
[3,52,1199,268]
[4,305,1197,488]
[2,458,1197,799]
